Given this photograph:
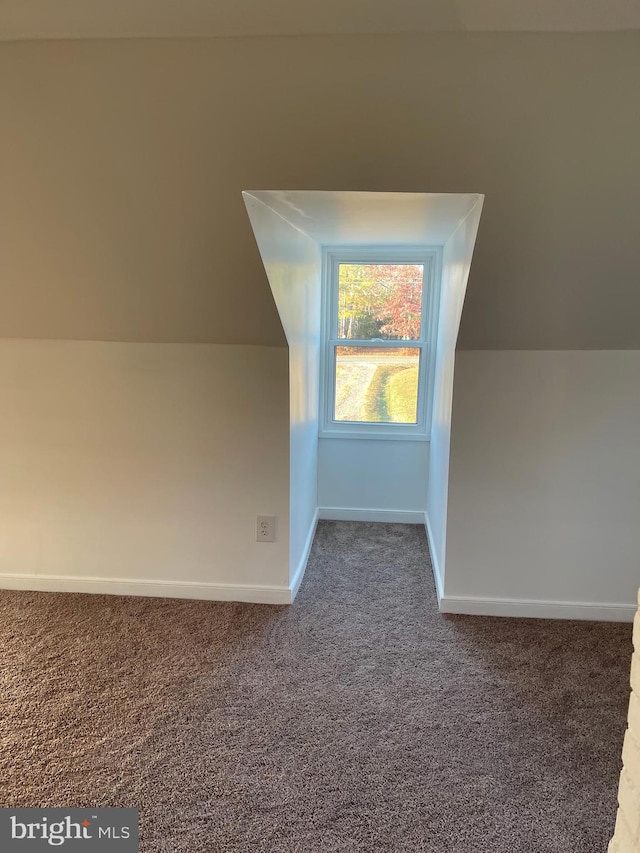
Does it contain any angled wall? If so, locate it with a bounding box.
[2,34,639,350]
[426,200,483,595]
[243,193,322,592]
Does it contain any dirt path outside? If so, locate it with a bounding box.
[334,363,377,421]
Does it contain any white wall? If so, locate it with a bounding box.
[426,202,483,594]
[318,438,429,521]
[0,340,291,602]
[243,195,322,590]
[444,351,640,620]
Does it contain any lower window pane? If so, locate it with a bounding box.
[334,347,420,424]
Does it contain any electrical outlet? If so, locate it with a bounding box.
[256,515,276,542]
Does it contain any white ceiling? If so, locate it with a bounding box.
[1,0,639,40]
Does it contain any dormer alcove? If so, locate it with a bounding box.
[244,190,484,602]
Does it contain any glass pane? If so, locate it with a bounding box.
[334,347,420,424]
[337,263,424,341]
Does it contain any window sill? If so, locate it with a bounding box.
[319,428,430,442]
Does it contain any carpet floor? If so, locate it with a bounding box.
[0,521,632,852]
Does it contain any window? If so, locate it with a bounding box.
[320,247,440,440]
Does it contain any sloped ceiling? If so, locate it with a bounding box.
[1,33,639,348]
[246,191,483,247]
[2,0,640,39]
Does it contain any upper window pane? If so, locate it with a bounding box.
[337,263,424,341]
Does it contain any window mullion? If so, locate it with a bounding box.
[329,339,422,348]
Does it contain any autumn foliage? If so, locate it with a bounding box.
[337,264,423,340]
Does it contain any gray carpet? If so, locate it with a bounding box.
[0,521,632,852]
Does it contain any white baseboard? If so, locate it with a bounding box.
[439,594,636,623]
[289,509,319,602]
[422,512,635,623]
[0,573,291,605]
[423,512,444,606]
[318,507,425,524]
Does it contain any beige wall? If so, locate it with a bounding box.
[1,33,639,348]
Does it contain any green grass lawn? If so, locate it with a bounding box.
[335,360,419,423]
[360,364,418,423]
[385,366,419,423]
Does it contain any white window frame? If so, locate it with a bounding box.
[319,245,441,441]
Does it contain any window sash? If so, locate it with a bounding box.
[335,261,427,342]
[331,344,424,425]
